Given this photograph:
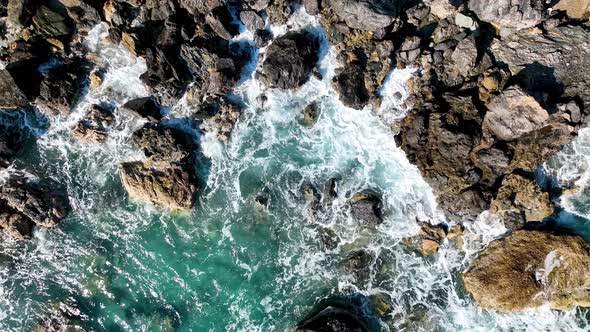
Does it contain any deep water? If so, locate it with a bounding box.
[1,10,589,332]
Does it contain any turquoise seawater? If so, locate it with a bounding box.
[1,13,590,332]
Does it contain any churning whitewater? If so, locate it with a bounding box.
[0,8,588,332]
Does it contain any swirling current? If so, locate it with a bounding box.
[1,9,589,332]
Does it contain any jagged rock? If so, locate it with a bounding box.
[295,306,369,332]
[121,97,163,121]
[140,47,193,106]
[253,28,273,48]
[130,124,196,163]
[197,98,241,142]
[430,0,457,19]
[32,5,71,37]
[489,174,553,230]
[239,10,265,31]
[468,0,546,31]
[0,172,70,239]
[404,222,464,255]
[206,6,239,40]
[0,123,26,168]
[72,104,114,143]
[554,0,590,19]
[298,102,320,127]
[349,191,383,225]
[258,31,320,90]
[326,0,403,31]
[333,61,370,109]
[266,0,293,25]
[482,87,549,142]
[491,26,590,110]
[119,161,195,210]
[343,250,374,274]
[463,230,590,312]
[36,57,92,115]
[0,69,27,108]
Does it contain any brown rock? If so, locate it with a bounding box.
[554,0,590,19]
[120,161,196,210]
[490,174,553,230]
[463,230,590,312]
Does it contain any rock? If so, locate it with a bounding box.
[239,10,265,31]
[253,29,273,48]
[32,5,71,37]
[0,172,70,239]
[295,306,369,332]
[489,174,553,230]
[130,124,196,163]
[349,191,383,226]
[197,97,241,142]
[468,0,546,31]
[298,102,320,127]
[463,230,590,312]
[454,13,477,30]
[302,0,320,15]
[72,104,115,143]
[404,222,464,255]
[36,57,92,116]
[0,123,26,168]
[326,0,403,31]
[266,0,293,25]
[206,6,239,40]
[491,26,590,110]
[450,36,478,77]
[554,0,590,19]
[333,62,370,109]
[0,69,28,108]
[88,69,105,89]
[121,97,163,121]
[343,250,374,274]
[119,161,196,210]
[482,87,549,142]
[258,31,320,90]
[430,0,458,19]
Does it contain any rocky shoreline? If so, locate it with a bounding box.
[1,0,590,329]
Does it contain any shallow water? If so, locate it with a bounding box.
[1,10,590,332]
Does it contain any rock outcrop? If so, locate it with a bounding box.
[468,0,546,31]
[120,123,198,210]
[257,31,320,90]
[72,104,115,143]
[0,172,70,240]
[295,306,369,332]
[463,230,590,312]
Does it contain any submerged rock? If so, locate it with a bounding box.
[0,172,70,239]
[257,31,320,90]
[298,102,320,127]
[295,306,369,332]
[120,161,196,210]
[463,230,590,312]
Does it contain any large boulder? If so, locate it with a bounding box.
[491,26,590,110]
[482,87,549,142]
[119,161,195,210]
[468,0,546,31]
[349,191,383,226]
[0,172,70,239]
[325,0,403,31]
[463,230,590,312]
[257,31,320,90]
[130,124,196,163]
[554,0,590,19]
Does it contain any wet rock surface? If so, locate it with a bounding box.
[258,30,320,90]
[295,306,369,332]
[463,230,590,312]
[0,172,70,240]
[72,104,115,143]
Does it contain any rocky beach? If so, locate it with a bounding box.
[1,0,590,330]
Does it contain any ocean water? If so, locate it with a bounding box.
[1,9,589,332]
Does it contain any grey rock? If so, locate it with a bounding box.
[327,0,404,31]
[240,10,265,31]
[468,0,545,31]
[258,31,320,90]
[302,0,320,15]
[491,26,590,110]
